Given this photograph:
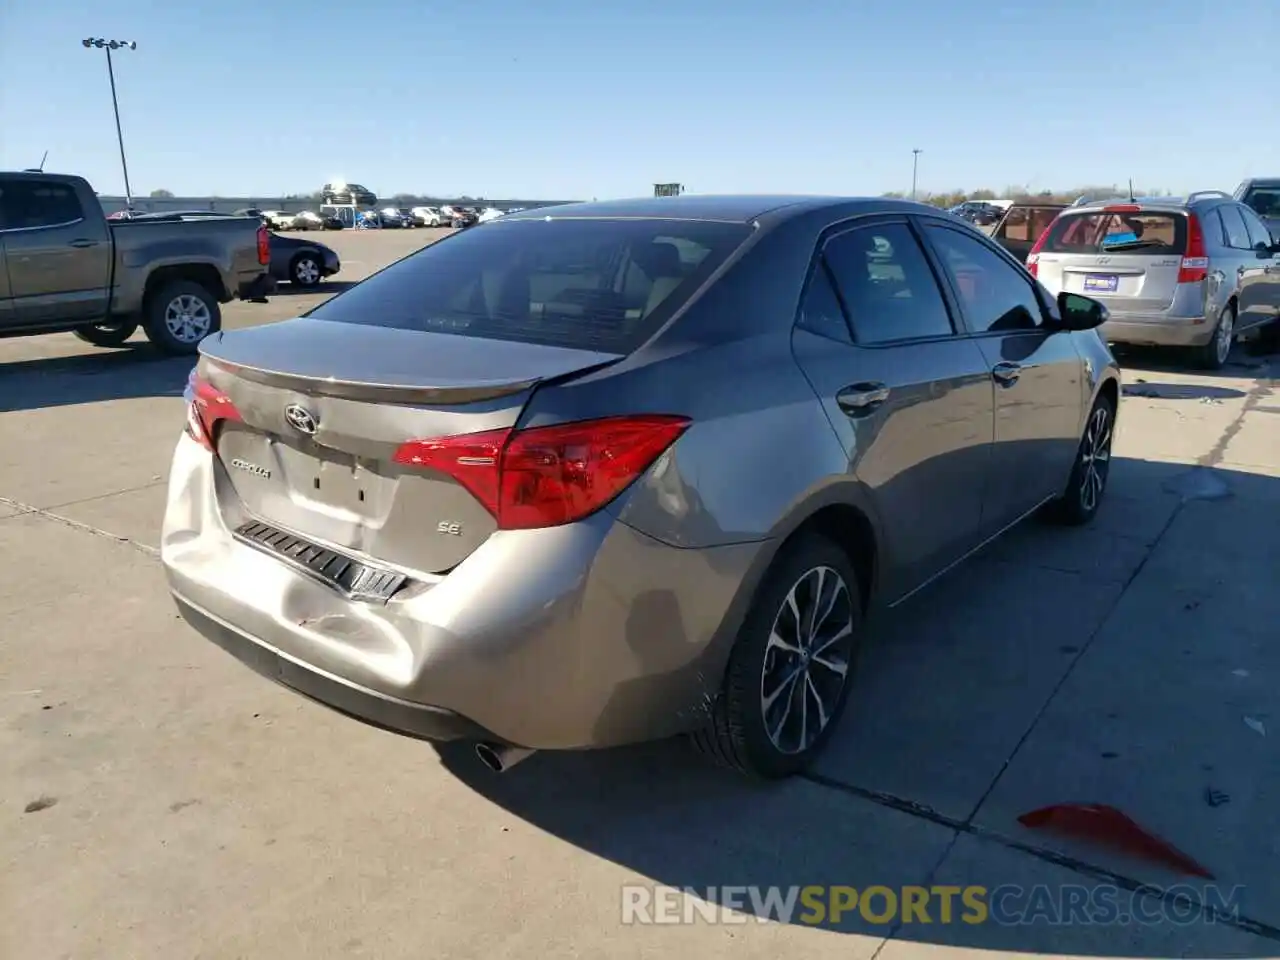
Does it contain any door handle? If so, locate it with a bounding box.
[68,239,101,248]
[991,362,1022,387]
[836,382,890,417]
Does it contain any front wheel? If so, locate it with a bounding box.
[142,280,222,356]
[691,534,863,779]
[1047,393,1115,526]
[74,320,139,348]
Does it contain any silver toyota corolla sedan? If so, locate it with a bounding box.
[162,195,1121,779]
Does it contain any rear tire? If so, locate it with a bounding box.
[1193,302,1235,371]
[1047,393,1115,526]
[74,320,139,348]
[142,279,222,356]
[691,534,863,779]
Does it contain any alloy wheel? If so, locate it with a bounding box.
[295,258,321,284]
[164,294,212,343]
[1079,404,1113,513]
[759,565,856,755]
[1215,309,1234,366]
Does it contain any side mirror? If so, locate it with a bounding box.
[1056,292,1108,331]
[1254,241,1273,258]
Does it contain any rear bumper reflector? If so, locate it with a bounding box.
[233,520,407,603]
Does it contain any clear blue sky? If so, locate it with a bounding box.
[2,0,1276,200]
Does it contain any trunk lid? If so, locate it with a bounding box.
[197,317,621,575]
[1031,208,1188,312]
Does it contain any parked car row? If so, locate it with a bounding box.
[948,200,1006,226]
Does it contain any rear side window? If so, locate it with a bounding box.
[822,222,955,344]
[1219,206,1251,250]
[1038,210,1186,255]
[306,218,752,353]
[796,263,852,343]
[0,179,85,230]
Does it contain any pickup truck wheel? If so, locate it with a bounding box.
[74,320,139,348]
[143,280,221,355]
[290,253,323,287]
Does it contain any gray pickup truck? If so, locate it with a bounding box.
[0,171,275,355]
[1235,178,1280,241]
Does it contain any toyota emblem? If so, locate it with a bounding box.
[284,404,318,435]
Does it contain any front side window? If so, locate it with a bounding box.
[306,218,752,354]
[0,179,85,230]
[821,222,954,344]
[925,225,1045,333]
[1238,205,1273,248]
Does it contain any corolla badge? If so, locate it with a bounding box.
[230,458,272,479]
[284,404,318,435]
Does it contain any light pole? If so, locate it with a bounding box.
[911,148,923,200]
[82,38,138,209]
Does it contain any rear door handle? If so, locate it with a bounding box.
[991,362,1021,387]
[68,239,101,248]
[836,382,890,417]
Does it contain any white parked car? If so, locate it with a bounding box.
[293,210,325,231]
[411,205,445,227]
[261,210,298,230]
[478,206,505,222]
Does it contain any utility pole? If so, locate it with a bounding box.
[82,38,138,209]
[911,149,923,200]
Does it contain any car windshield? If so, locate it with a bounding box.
[306,217,753,353]
[1038,210,1186,255]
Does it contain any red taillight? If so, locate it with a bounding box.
[185,372,242,451]
[1103,204,1141,213]
[1025,223,1053,277]
[394,415,691,530]
[256,225,270,265]
[1177,213,1208,284]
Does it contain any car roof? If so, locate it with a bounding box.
[499,194,939,224]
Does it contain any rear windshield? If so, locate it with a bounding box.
[1038,210,1186,255]
[1241,185,1280,218]
[306,218,753,353]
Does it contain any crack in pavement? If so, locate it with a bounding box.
[0,495,159,557]
[803,772,1280,942]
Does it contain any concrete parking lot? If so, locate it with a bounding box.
[2,227,1278,959]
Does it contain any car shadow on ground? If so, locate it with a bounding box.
[1112,327,1279,380]
[437,457,1278,957]
[0,345,193,413]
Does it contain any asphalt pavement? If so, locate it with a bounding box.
[2,227,1278,959]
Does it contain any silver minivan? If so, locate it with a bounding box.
[1028,192,1280,369]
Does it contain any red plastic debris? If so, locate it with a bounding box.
[1017,803,1214,879]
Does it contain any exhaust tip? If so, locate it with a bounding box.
[475,742,504,773]
[474,742,535,773]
